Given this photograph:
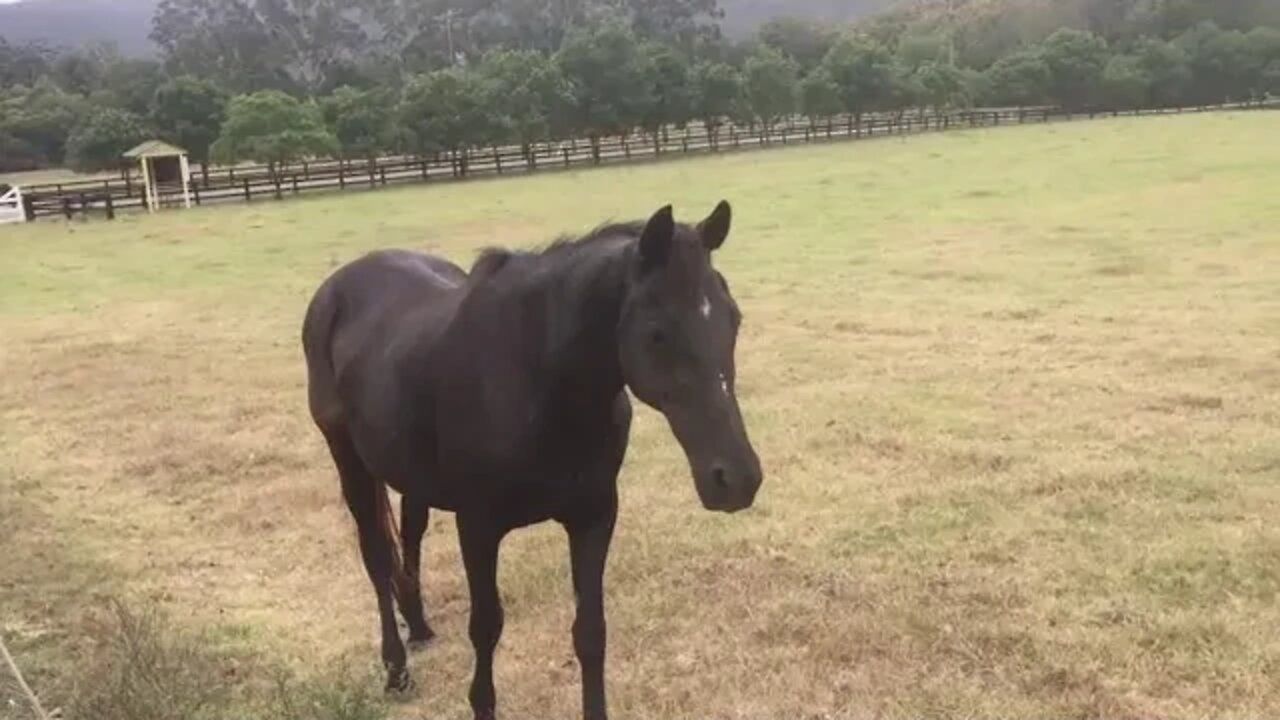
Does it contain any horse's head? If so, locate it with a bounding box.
[619,201,763,513]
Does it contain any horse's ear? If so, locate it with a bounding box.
[639,204,675,271]
[697,200,732,252]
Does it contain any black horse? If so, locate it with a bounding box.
[301,200,763,720]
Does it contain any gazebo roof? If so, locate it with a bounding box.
[123,140,188,159]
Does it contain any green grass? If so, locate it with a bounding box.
[2,111,1279,720]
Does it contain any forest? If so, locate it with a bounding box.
[1,0,1278,174]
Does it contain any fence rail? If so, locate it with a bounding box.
[13,101,1276,222]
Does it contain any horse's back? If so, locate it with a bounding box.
[303,249,466,430]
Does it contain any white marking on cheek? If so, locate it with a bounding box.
[700,295,711,319]
[719,372,729,396]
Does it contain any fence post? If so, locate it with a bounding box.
[563,148,571,168]
[339,164,346,189]
[243,178,251,202]
[22,193,35,221]
[62,196,73,220]
[380,168,388,185]
[292,175,300,194]
[303,160,310,180]
[105,194,115,220]
[274,175,282,200]
[193,182,201,205]
[421,159,429,181]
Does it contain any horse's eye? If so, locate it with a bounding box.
[649,328,666,346]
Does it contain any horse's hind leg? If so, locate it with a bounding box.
[324,429,411,693]
[399,495,436,648]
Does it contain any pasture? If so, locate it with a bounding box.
[2,110,1279,720]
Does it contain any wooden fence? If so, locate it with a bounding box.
[13,102,1276,222]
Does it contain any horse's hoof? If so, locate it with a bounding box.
[384,666,414,696]
[473,711,496,720]
[407,627,437,652]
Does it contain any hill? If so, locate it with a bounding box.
[0,0,899,53]
[719,0,896,36]
[0,0,156,54]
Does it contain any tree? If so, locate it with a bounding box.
[690,61,741,146]
[51,48,106,96]
[151,76,229,178]
[1132,38,1191,107]
[210,90,338,176]
[914,61,969,114]
[0,126,45,172]
[555,21,654,154]
[639,42,695,149]
[320,86,398,162]
[799,69,842,128]
[883,60,924,120]
[1100,54,1150,109]
[897,31,949,70]
[151,0,294,93]
[821,33,896,124]
[399,68,503,170]
[1262,61,1280,99]
[1038,28,1110,109]
[1245,27,1280,100]
[0,39,54,88]
[624,0,725,49]
[756,17,836,72]
[984,50,1050,108]
[742,45,798,133]
[64,108,150,173]
[1175,22,1251,104]
[0,79,89,166]
[100,58,168,117]
[478,49,572,161]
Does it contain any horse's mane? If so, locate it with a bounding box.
[467,220,648,281]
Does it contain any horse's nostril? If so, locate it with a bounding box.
[711,465,729,490]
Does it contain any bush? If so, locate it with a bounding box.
[64,600,389,720]
[254,663,389,720]
[67,601,235,720]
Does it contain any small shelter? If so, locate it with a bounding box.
[123,140,192,212]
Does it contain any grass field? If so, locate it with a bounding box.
[2,111,1279,720]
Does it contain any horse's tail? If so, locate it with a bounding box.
[374,479,412,602]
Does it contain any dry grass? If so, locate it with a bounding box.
[2,111,1279,720]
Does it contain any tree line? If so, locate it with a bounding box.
[1,0,1278,176]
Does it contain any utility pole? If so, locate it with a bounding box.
[439,8,457,66]
[947,0,957,67]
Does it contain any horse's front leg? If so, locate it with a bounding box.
[458,514,505,720]
[565,493,618,720]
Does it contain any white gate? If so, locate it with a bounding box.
[0,186,26,225]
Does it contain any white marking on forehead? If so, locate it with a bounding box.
[700,295,711,319]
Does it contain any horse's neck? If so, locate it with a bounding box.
[538,245,632,406]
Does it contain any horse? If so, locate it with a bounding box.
[300,200,763,720]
